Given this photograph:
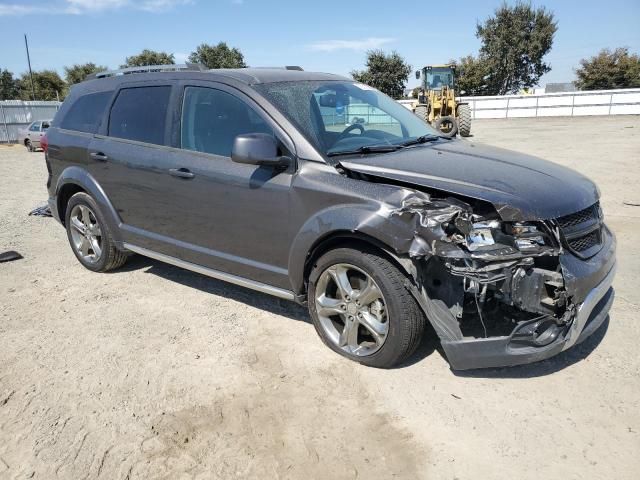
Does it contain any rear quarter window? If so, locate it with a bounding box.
[59,91,112,134]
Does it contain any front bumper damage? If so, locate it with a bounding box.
[438,256,615,370]
[381,192,616,370]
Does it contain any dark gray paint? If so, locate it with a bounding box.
[45,69,616,370]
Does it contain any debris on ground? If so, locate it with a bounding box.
[28,204,52,217]
[0,251,23,263]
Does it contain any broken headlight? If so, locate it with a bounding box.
[505,223,547,252]
[466,220,500,250]
[453,218,501,251]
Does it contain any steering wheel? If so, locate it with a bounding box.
[337,123,365,140]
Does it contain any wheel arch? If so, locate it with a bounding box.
[296,230,418,299]
[55,166,124,245]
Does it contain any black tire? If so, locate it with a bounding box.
[434,116,458,137]
[457,104,472,137]
[26,140,34,152]
[65,192,128,272]
[308,247,426,368]
[414,105,428,122]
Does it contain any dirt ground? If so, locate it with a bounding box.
[1,116,639,480]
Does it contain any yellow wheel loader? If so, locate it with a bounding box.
[410,64,471,137]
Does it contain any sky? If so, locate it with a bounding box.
[1,0,639,88]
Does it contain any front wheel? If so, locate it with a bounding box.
[26,140,34,152]
[308,248,426,368]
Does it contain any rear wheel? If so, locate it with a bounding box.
[457,104,472,137]
[65,192,128,272]
[308,247,425,368]
[414,105,428,123]
[434,115,458,137]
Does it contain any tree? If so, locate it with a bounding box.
[0,69,19,100]
[64,62,108,85]
[121,49,175,68]
[17,70,67,101]
[351,50,411,99]
[188,42,246,69]
[475,2,557,95]
[452,55,490,96]
[575,48,640,90]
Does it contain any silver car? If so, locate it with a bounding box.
[18,120,51,152]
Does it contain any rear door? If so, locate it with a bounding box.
[87,82,174,238]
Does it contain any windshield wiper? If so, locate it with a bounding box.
[327,144,403,157]
[398,134,448,148]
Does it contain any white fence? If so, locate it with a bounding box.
[399,88,640,119]
[462,88,640,119]
[0,100,61,143]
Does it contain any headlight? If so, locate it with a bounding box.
[505,223,547,251]
[465,220,499,251]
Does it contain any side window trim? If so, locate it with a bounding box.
[175,80,296,160]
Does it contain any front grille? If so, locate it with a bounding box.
[555,202,603,257]
[567,229,600,252]
[556,202,600,228]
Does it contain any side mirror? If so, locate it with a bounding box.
[415,70,421,79]
[231,133,290,168]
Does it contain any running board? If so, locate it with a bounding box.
[123,243,296,301]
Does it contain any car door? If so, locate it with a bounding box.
[153,82,295,288]
[91,80,294,289]
[87,81,174,238]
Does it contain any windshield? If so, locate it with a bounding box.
[253,80,440,158]
[425,68,454,89]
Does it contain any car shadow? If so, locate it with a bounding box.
[450,317,610,379]
[117,254,310,323]
[112,254,441,367]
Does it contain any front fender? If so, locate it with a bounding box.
[55,166,123,244]
[287,202,424,294]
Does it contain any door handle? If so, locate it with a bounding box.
[169,168,195,179]
[90,152,109,162]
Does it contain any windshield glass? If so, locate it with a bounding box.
[253,80,440,158]
[426,68,454,89]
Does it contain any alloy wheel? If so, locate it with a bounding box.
[314,263,389,356]
[69,204,103,264]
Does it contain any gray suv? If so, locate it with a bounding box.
[44,66,616,369]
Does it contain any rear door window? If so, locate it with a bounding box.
[108,86,171,145]
[180,86,273,157]
[60,91,112,133]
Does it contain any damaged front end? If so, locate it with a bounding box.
[388,192,616,370]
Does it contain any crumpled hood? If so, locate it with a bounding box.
[340,140,599,221]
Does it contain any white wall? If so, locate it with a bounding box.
[460,88,640,119]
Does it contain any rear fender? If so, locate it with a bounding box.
[55,166,123,245]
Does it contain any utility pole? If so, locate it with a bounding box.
[24,33,36,101]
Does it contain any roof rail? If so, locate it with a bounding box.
[248,66,304,71]
[87,63,206,80]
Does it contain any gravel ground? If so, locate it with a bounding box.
[1,115,639,480]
